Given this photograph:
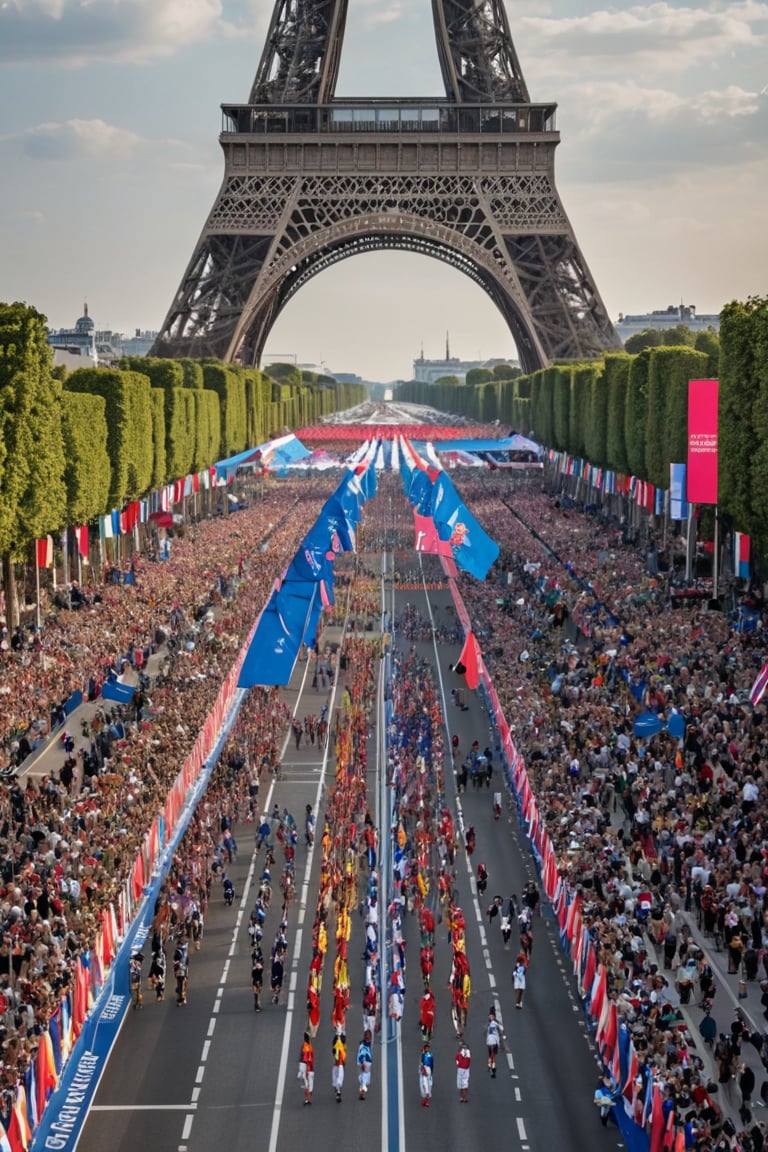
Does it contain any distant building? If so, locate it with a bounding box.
[47,303,97,364]
[615,304,720,344]
[48,309,159,368]
[121,329,158,358]
[412,334,518,383]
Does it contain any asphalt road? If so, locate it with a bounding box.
[76,580,624,1152]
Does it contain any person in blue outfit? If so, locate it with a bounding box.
[357,1029,373,1099]
[419,1041,434,1106]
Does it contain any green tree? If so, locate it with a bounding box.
[694,329,720,376]
[0,303,67,625]
[466,367,494,387]
[604,353,632,474]
[149,389,167,488]
[265,362,302,388]
[662,325,696,347]
[60,392,111,523]
[625,349,652,478]
[749,302,768,552]
[493,363,522,380]
[624,329,663,354]
[65,368,153,507]
[719,300,759,533]
[645,347,708,490]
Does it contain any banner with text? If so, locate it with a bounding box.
[686,379,719,504]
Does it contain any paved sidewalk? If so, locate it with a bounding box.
[18,645,168,783]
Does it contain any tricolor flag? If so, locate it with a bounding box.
[74,526,89,560]
[734,532,750,580]
[750,661,768,707]
[35,536,54,568]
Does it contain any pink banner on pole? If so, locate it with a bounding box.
[687,379,719,503]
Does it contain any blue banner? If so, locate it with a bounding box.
[669,462,688,521]
[101,680,136,704]
[30,687,246,1152]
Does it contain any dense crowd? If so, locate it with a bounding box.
[5,449,768,1150]
[0,474,340,1116]
[455,474,768,1152]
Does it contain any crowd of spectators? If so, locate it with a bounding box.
[454,474,768,1151]
[5,448,768,1150]
[0,474,339,1117]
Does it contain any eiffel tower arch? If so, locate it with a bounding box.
[152,1,621,375]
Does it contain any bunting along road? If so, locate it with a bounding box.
[74,554,619,1152]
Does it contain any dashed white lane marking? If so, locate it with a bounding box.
[517,1118,527,1140]
[93,1105,196,1111]
[178,847,261,1151]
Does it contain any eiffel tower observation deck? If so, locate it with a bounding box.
[152,1,621,375]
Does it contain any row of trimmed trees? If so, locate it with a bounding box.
[0,302,366,626]
[396,303,768,559]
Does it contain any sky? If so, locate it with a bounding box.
[0,0,766,383]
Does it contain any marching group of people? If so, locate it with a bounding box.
[9,442,768,1152]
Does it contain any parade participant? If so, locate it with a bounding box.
[420,987,436,1039]
[307,980,321,1036]
[173,935,189,1006]
[513,957,527,1008]
[332,1032,346,1102]
[149,933,166,1002]
[363,982,377,1034]
[486,1006,503,1077]
[419,1041,434,1107]
[465,825,476,856]
[357,1029,373,1099]
[271,941,285,1004]
[251,945,264,1012]
[299,1033,314,1105]
[477,863,488,896]
[493,790,502,820]
[455,1039,471,1103]
[129,952,143,1010]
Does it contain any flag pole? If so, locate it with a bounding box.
[35,550,41,634]
[713,506,720,603]
[685,504,695,582]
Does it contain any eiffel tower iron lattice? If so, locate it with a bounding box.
[152,0,621,374]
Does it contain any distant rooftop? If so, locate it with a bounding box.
[615,303,720,343]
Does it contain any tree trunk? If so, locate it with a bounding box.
[1,554,20,630]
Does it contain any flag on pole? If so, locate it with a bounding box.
[749,661,768,707]
[35,536,54,568]
[734,532,750,580]
[74,526,89,560]
[454,631,482,691]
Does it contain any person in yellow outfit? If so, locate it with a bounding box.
[332,1032,346,1102]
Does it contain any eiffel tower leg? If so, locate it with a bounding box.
[154,2,620,372]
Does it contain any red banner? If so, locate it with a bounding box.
[687,379,719,503]
[36,536,53,568]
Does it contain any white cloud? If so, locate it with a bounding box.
[1,118,189,162]
[0,0,226,65]
[519,1,768,83]
[555,76,768,182]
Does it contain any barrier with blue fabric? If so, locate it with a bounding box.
[30,688,246,1152]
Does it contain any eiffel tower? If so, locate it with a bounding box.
[152,1,621,374]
